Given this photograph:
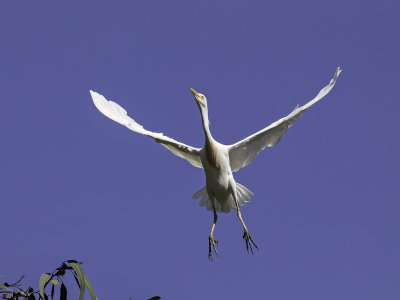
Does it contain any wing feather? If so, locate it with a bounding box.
[228,67,341,172]
[90,90,203,168]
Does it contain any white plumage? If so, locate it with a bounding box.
[193,183,253,213]
[90,67,341,259]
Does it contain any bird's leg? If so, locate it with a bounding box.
[209,200,218,261]
[232,188,258,253]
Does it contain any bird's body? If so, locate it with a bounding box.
[90,67,342,259]
[201,141,232,206]
[194,110,254,215]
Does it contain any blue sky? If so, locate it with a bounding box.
[1,1,399,299]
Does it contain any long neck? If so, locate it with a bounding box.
[199,105,222,169]
[199,106,213,144]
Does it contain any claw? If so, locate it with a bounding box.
[208,235,219,260]
[243,229,258,254]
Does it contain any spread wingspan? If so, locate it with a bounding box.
[228,67,341,172]
[90,90,203,169]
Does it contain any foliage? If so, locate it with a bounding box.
[0,260,160,300]
[0,260,95,300]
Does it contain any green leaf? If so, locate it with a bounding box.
[67,260,85,300]
[83,274,97,300]
[0,283,10,291]
[50,280,60,286]
[60,282,67,300]
[39,273,51,299]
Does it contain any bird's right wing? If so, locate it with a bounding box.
[228,67,341,172]
[90,90,203,169]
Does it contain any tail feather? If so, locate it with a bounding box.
[192,183,254,213]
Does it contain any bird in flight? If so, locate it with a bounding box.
[90,67,341,260]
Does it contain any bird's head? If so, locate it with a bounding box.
[190,88,208,109]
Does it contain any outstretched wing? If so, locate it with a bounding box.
[90,90,203,168]
[228,67,342,172]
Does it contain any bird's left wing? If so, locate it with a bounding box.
[90,90,203,168]
[228,67,342,172]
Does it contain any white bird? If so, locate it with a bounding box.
[90,67,341,259]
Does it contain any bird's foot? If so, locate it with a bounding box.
[208,234,218,261]
[243,229,258,254]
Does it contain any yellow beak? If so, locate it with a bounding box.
[190,88,200,98]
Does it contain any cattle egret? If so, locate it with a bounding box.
[90,67,341,260]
